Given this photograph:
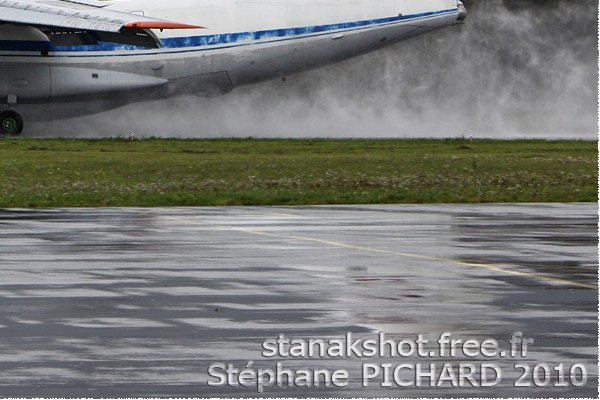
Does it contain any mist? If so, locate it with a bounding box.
[32,0,599,139]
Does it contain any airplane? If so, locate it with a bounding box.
[0,0,467,135]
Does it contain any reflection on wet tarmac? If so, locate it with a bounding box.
[0,204,597,397]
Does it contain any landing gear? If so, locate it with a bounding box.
[0,111,24,136]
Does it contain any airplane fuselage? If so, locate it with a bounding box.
[0,0,466,134]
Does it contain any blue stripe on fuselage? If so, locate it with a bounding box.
[0,8,457,55]
[159,9,454,49]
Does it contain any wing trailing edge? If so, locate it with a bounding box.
[0,0,203,33]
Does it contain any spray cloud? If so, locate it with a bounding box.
[34,0,599,139]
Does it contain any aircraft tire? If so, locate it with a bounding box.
[1,111,24,136]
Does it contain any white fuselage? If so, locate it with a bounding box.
[0,0,463,123]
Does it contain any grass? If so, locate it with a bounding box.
[0,138,596,207]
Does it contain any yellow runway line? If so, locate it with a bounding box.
[232,227,598,290]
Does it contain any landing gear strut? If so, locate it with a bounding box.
[1,111,24,136]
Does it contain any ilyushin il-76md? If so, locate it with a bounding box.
[0,0,467,135]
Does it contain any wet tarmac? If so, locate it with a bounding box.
[0,204,597,398]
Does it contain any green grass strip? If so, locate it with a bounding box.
[0,138,596,207]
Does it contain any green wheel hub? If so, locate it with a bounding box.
[3,117,18,134]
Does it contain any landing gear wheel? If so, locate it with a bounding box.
[1,111,24,136]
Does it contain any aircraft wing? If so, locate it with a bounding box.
[0,0,201,32]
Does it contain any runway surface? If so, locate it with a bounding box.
[0,204,597,397]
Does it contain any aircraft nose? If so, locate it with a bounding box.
[457,1,468,22]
